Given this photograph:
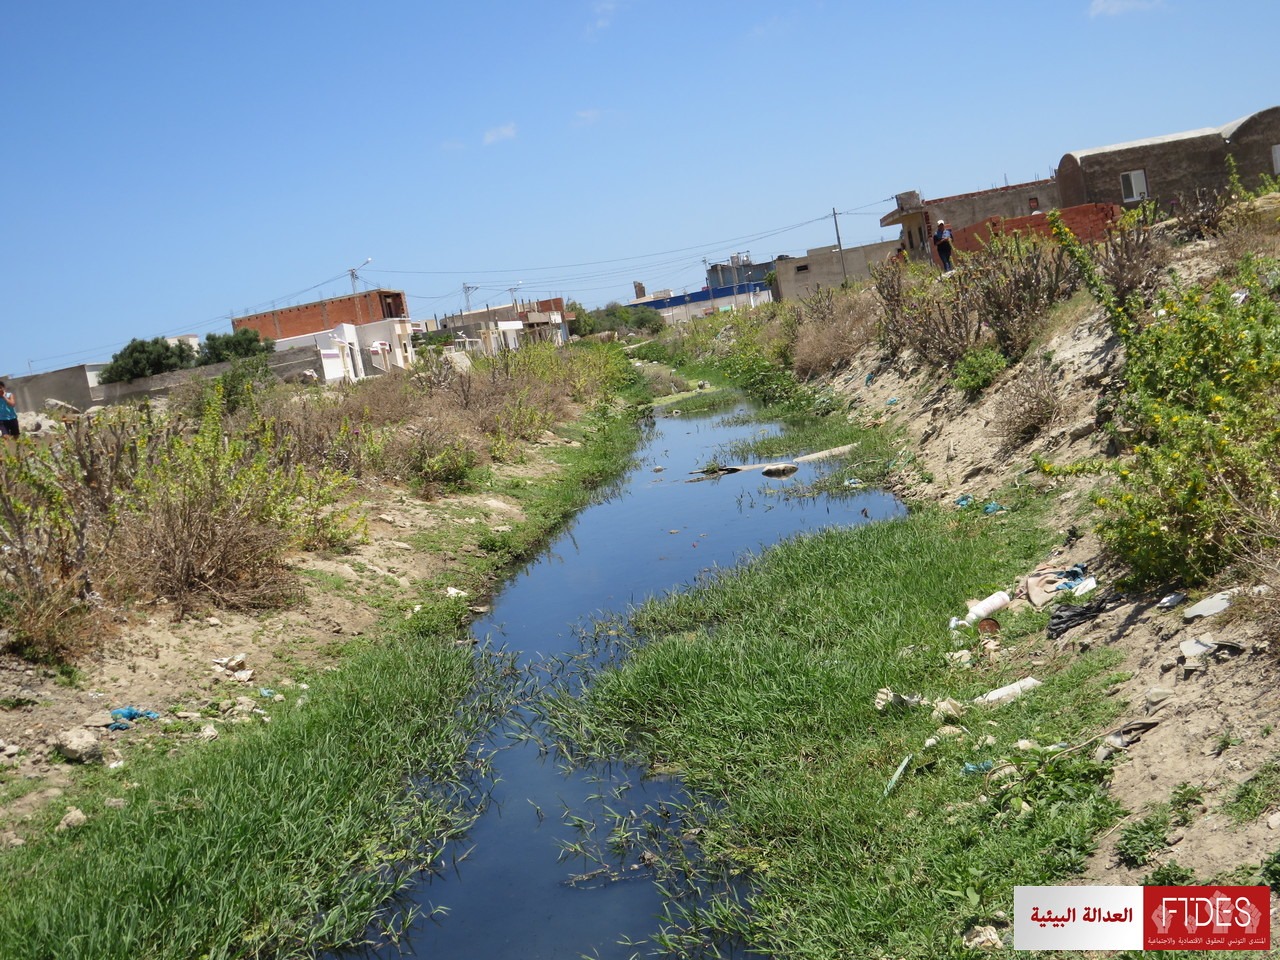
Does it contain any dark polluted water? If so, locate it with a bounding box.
[337,405,903,959]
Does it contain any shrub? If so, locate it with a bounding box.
[112,389,356,616]
[960,231,1080,360]
[1095,204,1171,311]
[871,261,982,368]
[792,288,879,379]
[1097,257,1280,584]
[952,347,1007,393]
[994,358,1062,451]
[1173,187,1232,242]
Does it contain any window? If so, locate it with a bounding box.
[795,264,809,273]
[1120,169,1148,202]
[1272,144,1280,175]
[1028,196,1040,211]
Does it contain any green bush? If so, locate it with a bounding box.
[952,347,1008,393]
[1097,257,1280,584]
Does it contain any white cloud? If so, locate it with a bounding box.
[574,108,602,126]
[1089,0,1162,16]
[588,1,618,34]
[483,122,517,145]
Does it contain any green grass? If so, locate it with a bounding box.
[1224,758,1280,823]
[540,500,1128,958]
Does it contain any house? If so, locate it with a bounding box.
[437,298,568,355]
[628,282,773,324]
[772,240,901,301]
[880,181,1060,269]
[231,289,417,382]
[1056,106,1280,209]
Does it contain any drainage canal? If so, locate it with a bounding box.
[344,404,902,958]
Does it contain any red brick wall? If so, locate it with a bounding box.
[232,290,404,341]
[950,203,1121,254]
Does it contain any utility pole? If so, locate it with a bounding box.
[463,283,478,313]
[349,258,372,295]
[832,208,848,286]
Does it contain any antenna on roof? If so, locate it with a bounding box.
[348,258,372,295]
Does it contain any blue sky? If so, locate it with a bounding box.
[2,0,1276,375]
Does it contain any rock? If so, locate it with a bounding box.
[55,807,87,832]
[1067,418,1095,441]
[198,725,219,742]
[54,728,102,764]
[232,669,254,683]
[1268,811,1280,831]
[962,924,1003,950]
[936,725,965,739]
[2,744,19,757]
[82,711,115,728]
[205,617,222,627]
[104,798,126,809]
[224,653,247,671]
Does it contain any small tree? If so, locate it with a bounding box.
[565,300,594,337]
[99,337,196,384]
[197,328,274,366]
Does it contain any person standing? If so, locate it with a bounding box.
[0,382,19,439]
[933,219,954,273]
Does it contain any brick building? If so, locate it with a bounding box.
[1056,106,1280,210]
[231,289,408,341]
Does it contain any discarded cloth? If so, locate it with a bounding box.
[111,706,160,722]
[1019,562,1088,609]
[107,721,132,731]
[1046,591,1124,640]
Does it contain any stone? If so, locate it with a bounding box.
[1,831,24,847]
[3,744,19,757]
[81,711,114,728]
[104,798,126,809]
[1267,811,1280,831]
[54,728,102,764]
[962,924,1003,950]
[55,807,87,832]
[198,725,219,742]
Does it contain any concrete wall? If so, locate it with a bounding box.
[927,180,1060,231]
[8,366,97,414]
[774,240,900,300]
[91,346,324,405]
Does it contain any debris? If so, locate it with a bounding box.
[1072,576,1097,597]
[885,397,900,406]
[1156,591,1188,610]
[884,754,913,796]
[874,688,923,712]
[81,711,114,728]
[982,501,1003,515]
[794,444,860,463]
[111,707,160,722]
[1046,592,1124,640]
[931,698,966,721]
[955,494,974,508]
[962,924,1003,950]
[760,463,798,478]
[962,760,994,775]
[1183,590,1236,620]
[446,586,469,598]
[1179,637,1216,659]
[107,722,131,732]
[232,669,254,683]
[973,677,1042,706]
[946,650,973,667]
[936,725,965,739]
[1145,687,1175,714]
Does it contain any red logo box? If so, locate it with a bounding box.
[1144,886,1270,950]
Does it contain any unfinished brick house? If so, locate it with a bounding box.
[1056,105,1280,209]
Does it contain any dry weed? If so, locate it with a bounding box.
[792,288,880,378]
[994,358,1062,452]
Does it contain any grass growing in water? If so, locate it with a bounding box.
[541,502,1126,958]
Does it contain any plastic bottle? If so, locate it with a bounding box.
[965,590,1011,623]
